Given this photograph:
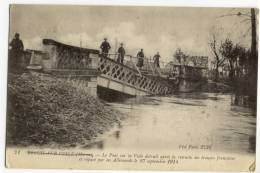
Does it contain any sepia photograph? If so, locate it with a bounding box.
[5,4,258,171]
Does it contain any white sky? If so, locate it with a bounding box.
[9,5,253,63]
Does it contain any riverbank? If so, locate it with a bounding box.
[6,72,125,147]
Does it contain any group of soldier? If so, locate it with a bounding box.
[100,38,161,68]
[9,33,161,72]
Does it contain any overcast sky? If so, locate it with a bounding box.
[9,5,252,62]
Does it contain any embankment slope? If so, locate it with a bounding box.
[6,72,124,147]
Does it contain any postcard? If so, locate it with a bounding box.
[5,4,258,171]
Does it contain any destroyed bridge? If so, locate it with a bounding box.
[26,39,175,97]
[24,39,173,96]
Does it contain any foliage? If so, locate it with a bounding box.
[219,39,250,80]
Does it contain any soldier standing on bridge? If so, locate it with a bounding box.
[153,52,160,68]
[9,33,24,72]
[117,43,125,64]
[136,49,144,68]
[100,38,111,57]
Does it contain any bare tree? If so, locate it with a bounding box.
[219,39,234,80]
[209,31,221,81]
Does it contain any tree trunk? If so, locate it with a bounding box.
[249,8,257,101]
[215,62,219,81]
[229,60,234,81]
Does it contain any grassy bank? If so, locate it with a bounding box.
[6,72,124,147]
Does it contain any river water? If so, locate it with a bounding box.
[90,93,256,154]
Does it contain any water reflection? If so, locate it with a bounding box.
[231,95,250,107]
[89,93,256,154]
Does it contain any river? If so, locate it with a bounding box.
[88,93,256,154]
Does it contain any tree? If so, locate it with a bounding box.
[216,8,257,100]
[209,32,221,81]
[219,39,235,80]
[249,8,257,101]
[220,39,250,80]
[233,44,249,77]
[238,48,250,75]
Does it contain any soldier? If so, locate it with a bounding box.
[9,33,24,71]
[136,49,144,68]
[117,43,125,64]
[9,33,24,51]
[153,52,160,68]
[100,38,111,57]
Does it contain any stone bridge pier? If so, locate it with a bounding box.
[39,39,100,97]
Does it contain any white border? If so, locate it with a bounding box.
[0,1,259,173]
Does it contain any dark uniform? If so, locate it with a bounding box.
[9,33,24,72]
[10,38,24,51]
[117,46,125,64]
[153,53,160,68]
[136,50,144,68]
[100,40,111,56]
